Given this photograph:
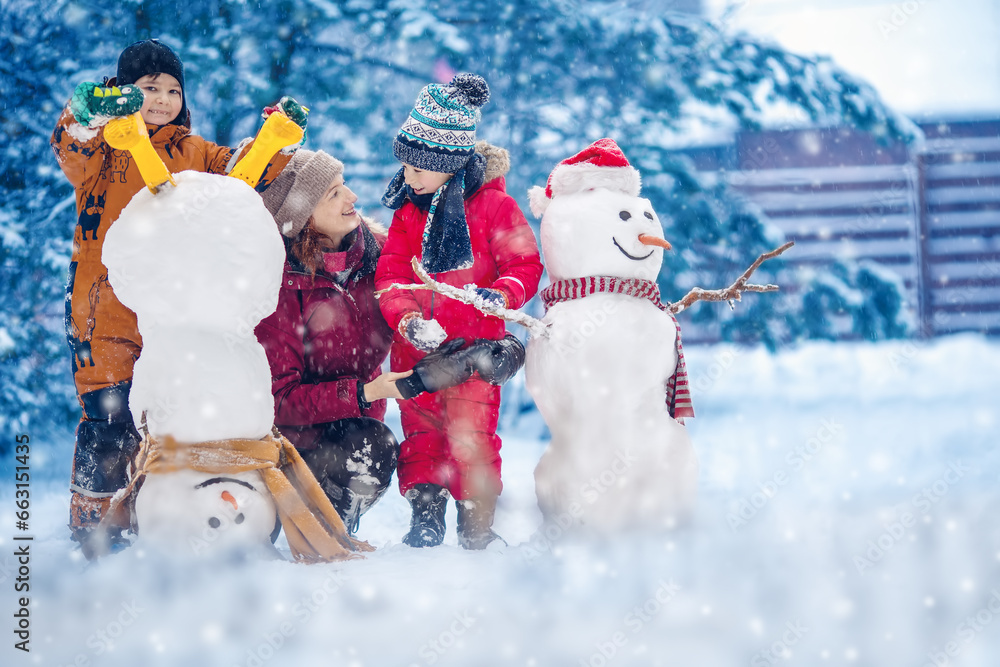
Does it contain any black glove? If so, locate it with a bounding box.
[396,338,473,399]
[460,334,525,386]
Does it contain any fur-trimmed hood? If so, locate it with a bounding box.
[476,141,510,184]
[361,215,387,238]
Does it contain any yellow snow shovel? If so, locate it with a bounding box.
[103,110,304,193]
[229,112,304,188]
[103,113,176,193]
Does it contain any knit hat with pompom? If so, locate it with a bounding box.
[393,73,490,174]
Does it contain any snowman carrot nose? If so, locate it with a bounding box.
[638,233,671,250]
[221,490,239,511]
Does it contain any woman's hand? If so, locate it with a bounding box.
[363,370,414,402]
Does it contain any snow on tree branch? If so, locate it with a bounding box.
[375,258,549,337]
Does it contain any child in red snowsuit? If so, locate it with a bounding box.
[375,73,542,549]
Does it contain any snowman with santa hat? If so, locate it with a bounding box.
[524,138,698,531]
[522,138,791,532]
[403,137,789,532]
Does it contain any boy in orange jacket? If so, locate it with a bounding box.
[51,38,298,556]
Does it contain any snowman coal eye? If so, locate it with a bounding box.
[208,517,221,528]
[235,513,245,524]
[619,211,632,221]
[644,212,654,220]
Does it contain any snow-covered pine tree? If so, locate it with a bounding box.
[0,2,117,459]
[2,0,919,449]
[798,261,909,341]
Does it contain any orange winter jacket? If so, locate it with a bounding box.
[52,105,292,399]
[51,106,289,266]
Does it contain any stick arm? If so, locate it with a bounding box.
[668,241,795,314]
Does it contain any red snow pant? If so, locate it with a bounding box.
[66,260,142,530]
[397,378,503,501]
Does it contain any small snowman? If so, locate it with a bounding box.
[92,111,365,562]
[94,108,303,557]
[103,167,286,556]
[525,139,698,531]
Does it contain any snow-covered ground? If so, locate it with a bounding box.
[3,335,999,667]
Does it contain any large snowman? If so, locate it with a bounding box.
[525,139,698,531]
[101,116,291,556]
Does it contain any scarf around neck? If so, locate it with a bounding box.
[320,222,381,284]
[97,429,373,562]
[540,276,695,420]
[381,152,486,274]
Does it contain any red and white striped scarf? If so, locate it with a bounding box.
[540,276,695,419]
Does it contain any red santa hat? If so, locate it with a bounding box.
[528,138,641,217]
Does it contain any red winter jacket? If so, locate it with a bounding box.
[255,223,394,450]
[375,144,543,371]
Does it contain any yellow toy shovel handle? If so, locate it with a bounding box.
[229,112,304,189]
[104,113,177,193]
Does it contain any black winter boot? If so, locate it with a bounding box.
[71,525,132,560]
[402,483,449,547]
[456,496,505,550]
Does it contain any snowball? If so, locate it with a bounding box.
[540,188,665,283]
[414,318,448,349]
[66,120,99,142]
[130,328,275,442]
[135,469,277,558]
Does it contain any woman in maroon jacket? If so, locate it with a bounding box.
[254,149,413,535]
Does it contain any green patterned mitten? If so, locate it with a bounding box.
[276,96,309,131]
[262,96,309,148]
[70,82,145,128]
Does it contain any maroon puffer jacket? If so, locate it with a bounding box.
[255,223,394,450]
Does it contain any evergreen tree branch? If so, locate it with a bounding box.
[307,43,429,81]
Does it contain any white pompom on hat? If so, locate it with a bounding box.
[528,138,641,218]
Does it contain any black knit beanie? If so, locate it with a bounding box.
[116,39,188,125]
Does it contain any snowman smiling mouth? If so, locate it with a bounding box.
[613,233,672,261]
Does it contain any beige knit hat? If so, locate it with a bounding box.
[261,149,344,237]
